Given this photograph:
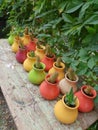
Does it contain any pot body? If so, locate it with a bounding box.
[35,46,45,60]
[8,34,15,45]
[22,34,31,45]
[59,73,78,94]
[41,55,55,72]
[16,48,27,63]
[40,75,60,100]
[23,53,36,72]
[26,41,36,52]
[75,85,97,112]
[11,38,19,53]
[28,63,46,85]
[54,95,79,124]
[48,62,65,81]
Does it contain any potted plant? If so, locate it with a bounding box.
[54,88,79,124]
[59,67,78,94]
[11,34,20,53]
[16,41,27,63]
[23,51,36,72]
[41,45,55,71]
[48,57,65,81]
[8,26,16,45]
[22,27,31,45]
[26,33,38,52]
[40,72,60,100]
[35,41,45,60]
[75,85,97,112]
[28,56,46,85]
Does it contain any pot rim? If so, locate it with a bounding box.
[36,45,45,51]
[65,73,79,83]
[62,95,79,110]
[45,74,58,85]
[53,62,65,70]
[33,62,46,71]
[44,54,55,60]
[81,85,97,99]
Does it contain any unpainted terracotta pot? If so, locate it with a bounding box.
[59,73,78,94]
[54,95,79,124]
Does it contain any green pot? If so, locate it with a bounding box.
[28,62,46,85]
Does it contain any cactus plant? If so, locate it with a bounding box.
[45,45,54,58]
[34,56,43,69]
[36,41,43,49]
[55,57,62,68]
[24,27,29,35]
[64,88,77,107]
[67,68,76,81]
[47,72,58,84]
[83,85,93,96]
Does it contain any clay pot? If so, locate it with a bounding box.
[41,55,55,72]
[35,45,45,60]
[23,52,36,72]
[16,46,27,63]
[26,40,36,52]
[40,74,60,100]
[28,62,46,85]
[11,37,20,53]
[54,95,79,124]
[59,73,78,94]
[75,85,97,112]
[22,34,31,46]
[48,62,65,81]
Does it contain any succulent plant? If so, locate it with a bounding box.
[47,72,58,84]
[36,41,43,49]
[83,86,93,96]
[34,56,42,69]
[29,51,35,57]
[55,57,62,68]
[67,68,76,81]
[64,88,77,107]
[45,45,54,58]
[19,40,25,49]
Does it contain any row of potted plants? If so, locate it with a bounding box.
[8,27,97,125]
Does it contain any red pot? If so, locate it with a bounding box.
[41,55,55,72]
[16,47,27,63]
[26,40,36,52]
[40,75,60,100]
[75,85,97,112]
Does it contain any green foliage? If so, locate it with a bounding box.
[64,88,77,107]
[29,51,35,57]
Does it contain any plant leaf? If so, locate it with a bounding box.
[62,13,73,23]
[88,57,95,69]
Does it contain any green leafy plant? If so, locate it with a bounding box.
[64,88,77,107]
[29,51,35,57]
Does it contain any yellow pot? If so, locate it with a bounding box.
[22,34,31,45]
[54,95,79,124]
[35,45,45,60]
[23,52,36,72]
[48,62,65,81]
[11,37,19,53]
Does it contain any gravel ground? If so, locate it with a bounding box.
[0,89,17,130]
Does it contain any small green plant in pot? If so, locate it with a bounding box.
[28,56,46,85]
[48,57,65,80]
[54,87,79,124]
[59,67,79,94]
[41,45,55,71]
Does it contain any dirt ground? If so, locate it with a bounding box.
[0,89,17,130]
